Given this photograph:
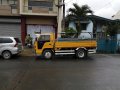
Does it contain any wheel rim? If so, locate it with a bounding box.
[44,52,52,59]
[3,52,11,59]
[78,51,84,58]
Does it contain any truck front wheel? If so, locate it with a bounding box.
[43,50,53,59]
[76,49,87,59]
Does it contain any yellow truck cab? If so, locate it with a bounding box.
[34,33,97,59]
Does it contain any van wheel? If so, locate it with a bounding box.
[76,49,87,59]
[43,50,53,59]
[2,51,12,60]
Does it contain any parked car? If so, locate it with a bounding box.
[0,37,23,59]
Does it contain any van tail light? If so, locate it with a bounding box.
[14,43,18,47]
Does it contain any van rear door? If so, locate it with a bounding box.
[14,38,23,51]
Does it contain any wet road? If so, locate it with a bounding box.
[0,54,120,90]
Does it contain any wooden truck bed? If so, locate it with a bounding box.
[55,40,97,49]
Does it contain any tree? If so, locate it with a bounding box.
[66,3,93,37]
[106,23,120,37]
[64,27,76,38]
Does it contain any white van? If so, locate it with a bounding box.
[0,37,23,59]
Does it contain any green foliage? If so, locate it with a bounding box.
[106,24,120,36]
[62,28,76,38]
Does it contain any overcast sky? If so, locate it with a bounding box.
[65,0,120,19]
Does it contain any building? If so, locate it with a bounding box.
[68,15,114,39]
[0,0,63,45]
[0,0,21,41]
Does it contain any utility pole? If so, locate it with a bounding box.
[62,0,65,32]
[57,0,63,37]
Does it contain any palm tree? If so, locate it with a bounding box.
[66,3,93,37]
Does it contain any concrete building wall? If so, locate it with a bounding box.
[0,5,11,15]
[26,17,56,25]
[0,0,19,16]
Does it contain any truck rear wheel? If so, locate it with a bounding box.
[43,50,53,59]
[76,49,87,59]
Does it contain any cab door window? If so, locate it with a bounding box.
[38,35,50,42]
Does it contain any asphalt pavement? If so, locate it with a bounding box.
[0,54,120,90]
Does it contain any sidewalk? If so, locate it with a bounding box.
[20,47,35,56]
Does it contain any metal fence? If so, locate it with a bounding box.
[96,32,118,54]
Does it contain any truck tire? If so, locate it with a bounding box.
[76,49,87,59]
[43,50,53,59]
[2,51,12,60]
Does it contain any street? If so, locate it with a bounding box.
[0,54,120,90]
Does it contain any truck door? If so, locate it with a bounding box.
[37,35,50,49]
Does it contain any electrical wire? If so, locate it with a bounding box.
[94,0,114,13]
[65,0,74,6]
[65,0,114,15]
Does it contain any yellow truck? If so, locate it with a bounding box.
[34,33,97,59]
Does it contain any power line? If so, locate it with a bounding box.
[65,0,74,6]
[94,0,114,13]
[65,0,114,15]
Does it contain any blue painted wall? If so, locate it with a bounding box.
[69,20,93,39]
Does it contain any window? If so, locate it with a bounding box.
[9,0,17,4]
[1,0,8,5]
[11,5,17,9]
[2,38,13,43]
[28,6,32,10]
[38,35,50,41]
[12,9,17,14]
[28,0,53,9]
[0,0,17,5]
[80,23,87,30]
